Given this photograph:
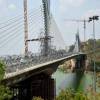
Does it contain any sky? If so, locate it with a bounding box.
[0,0,100,55]
[50,0,100,44]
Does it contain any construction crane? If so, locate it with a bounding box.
[65,19,89,42]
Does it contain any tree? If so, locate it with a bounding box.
[0,60,12,100]
[56,88,100,100]
[0,60,5,80]
[68,45,75,52]
[32,97,44,100]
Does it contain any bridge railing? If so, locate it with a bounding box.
[3,51,80,74]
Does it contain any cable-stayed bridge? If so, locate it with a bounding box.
[0,0,86,100]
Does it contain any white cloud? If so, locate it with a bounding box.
[8,4,16,10]
[82,9,100,19]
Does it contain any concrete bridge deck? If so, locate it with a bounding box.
[3,52,86,85]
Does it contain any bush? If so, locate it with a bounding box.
[0,60,12,100]
[56,88,100,100]
[32,97,44,100]
[0,60,5,80]
[0,85,12,100]
[56,89,75,100]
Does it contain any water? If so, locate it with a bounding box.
[52,69,98,95]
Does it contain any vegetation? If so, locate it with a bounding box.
[0,39,99,100]
[59,39,100,72]
[32,97,43,100]
[0,85,12,100]
[32,88,100,100]
[0,60,12,100]
[68,45,75,52]
[0,61,5,80]
[82,39,100,71]
[57,39,100,100]
[56,88,100,100]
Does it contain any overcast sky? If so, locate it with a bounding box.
[0,0,100,55]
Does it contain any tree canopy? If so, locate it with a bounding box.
[0,60,12,100]
[0,60,5,80]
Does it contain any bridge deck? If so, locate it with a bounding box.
[4,52,86,80]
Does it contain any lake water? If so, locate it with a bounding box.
[52,69,100,95]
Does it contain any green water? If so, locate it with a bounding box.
[52,69,98,95]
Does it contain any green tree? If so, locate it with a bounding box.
[56,89,75,100]
[32,97,44,100]
[96,39,100,48]
[56,88,100,100]
[0,60,12,100]
[68,45,75,52]
[0,60,5,80]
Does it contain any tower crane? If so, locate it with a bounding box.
[65,19,89,42]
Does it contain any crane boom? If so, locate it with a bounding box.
[65,18,89,42]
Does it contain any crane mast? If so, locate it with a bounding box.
[65,19,88,42]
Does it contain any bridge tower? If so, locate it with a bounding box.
[71,31,86,71]
[24,0,29,56]
[41,0,52,56]
[73,30,81,52]
[26,0,52,56]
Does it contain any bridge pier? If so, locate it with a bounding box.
[70,54,86,72]
[75,54,86,71]
[11,73,55,100]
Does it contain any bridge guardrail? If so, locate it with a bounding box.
[4,52,84,74]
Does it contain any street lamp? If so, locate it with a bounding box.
[88,15,99,92]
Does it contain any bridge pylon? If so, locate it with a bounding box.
[23,0,29,56]
[73,30,81,53]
